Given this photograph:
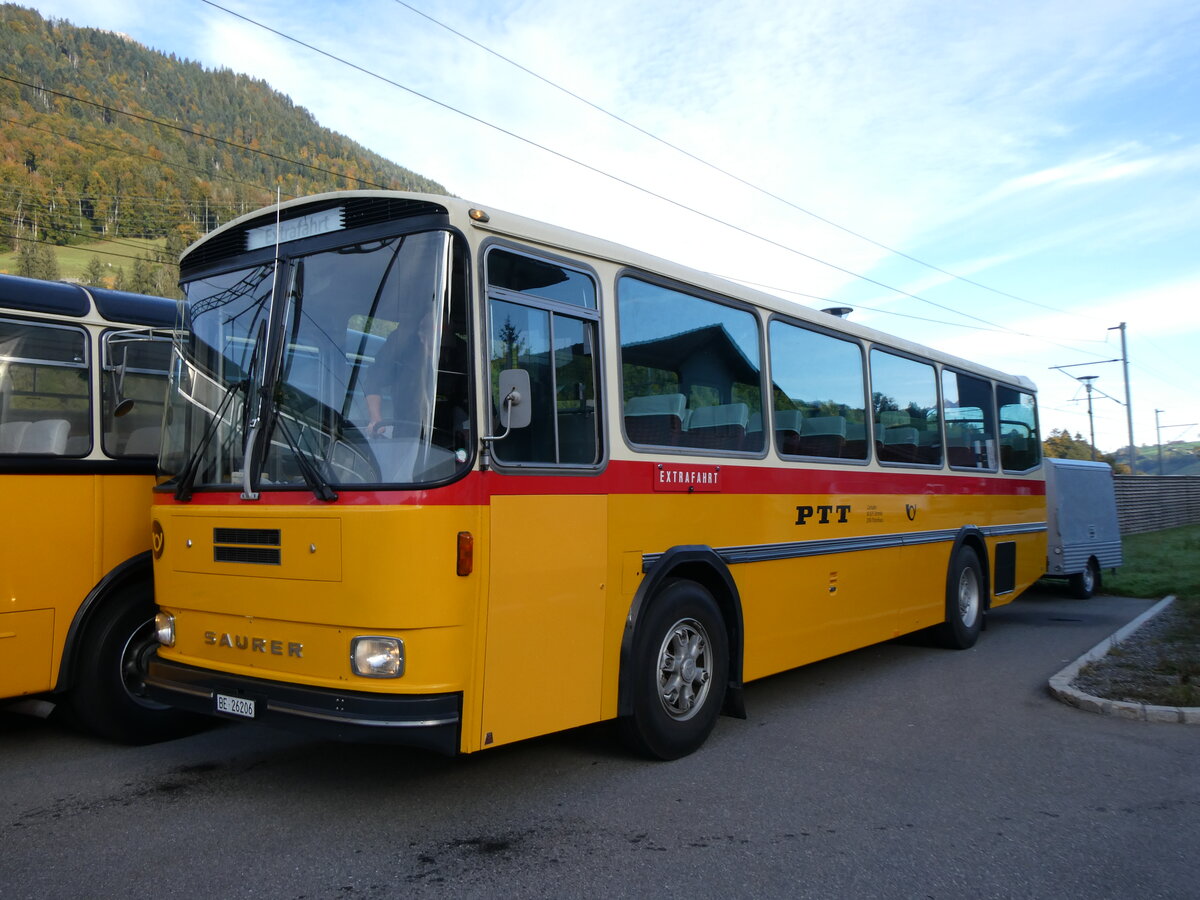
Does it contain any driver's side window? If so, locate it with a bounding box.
[486,248,601,468]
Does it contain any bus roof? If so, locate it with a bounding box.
[181,190,1037,392]
[0,274,176,328]
[89,286,177,328]
[0,273,89,317]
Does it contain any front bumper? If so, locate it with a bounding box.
[145,656,461,755]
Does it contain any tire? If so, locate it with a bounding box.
[1069,558,1100,599]
[69,583,204,744]
[934,545,984,650]
[619,579,728,760]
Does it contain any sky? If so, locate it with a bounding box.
[21,0,1200,456]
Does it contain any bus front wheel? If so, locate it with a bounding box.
[69,584,203,744]
[935,546,984,650]
[619,579,728,760]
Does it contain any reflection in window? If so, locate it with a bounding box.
[942,370,996,470]
[167,231,472,489]
[488,249,597,309]
[998,385,1041,471]
[618,277,763,453]
[103,335,171,458]
[487,249,599,467]
[0,319,88,456]
[870,349,941,465]
[769,321,867,460]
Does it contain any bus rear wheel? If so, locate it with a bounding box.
[69,584,202,744]
[619,579,728,760]
[934,546,984,650]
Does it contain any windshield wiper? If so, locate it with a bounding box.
[173,376,248,502]
[271,415,338,502]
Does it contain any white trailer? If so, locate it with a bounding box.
[1044,457,1124,598]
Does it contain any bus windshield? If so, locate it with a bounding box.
[163,230,471,494]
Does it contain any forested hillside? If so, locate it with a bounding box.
[0,3,446,293]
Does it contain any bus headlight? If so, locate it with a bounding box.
[154,612,176,647]
[351,636,405,678]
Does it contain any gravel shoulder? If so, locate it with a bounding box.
[1051,595,1200,722]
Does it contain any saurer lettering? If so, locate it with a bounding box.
[204,631,303,658]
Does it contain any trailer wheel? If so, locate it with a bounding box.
[619,579,728,760]
[1069,558,1101,599]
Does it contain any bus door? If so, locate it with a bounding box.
[480,249,606,749]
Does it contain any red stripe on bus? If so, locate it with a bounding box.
[152,460,1045,507]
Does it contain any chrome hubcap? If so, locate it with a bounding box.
[656,618,713,721]
[957,567,980,629]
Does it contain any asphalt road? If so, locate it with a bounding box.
[3,587,1196,899]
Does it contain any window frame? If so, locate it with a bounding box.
[996,382,1043,474]
[615,269,768,460]
[0,315,92,459]
[941,366,999,473]
[100,327,173,459]
[867,344,944,469]
[767,313,871,466]
[482,240,606,474]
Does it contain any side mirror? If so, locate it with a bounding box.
[497,369,531,430]
[482,369,531,444]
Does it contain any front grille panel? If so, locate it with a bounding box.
[214,545,282,565]
[214,527,280,546]
[213,527,281,566]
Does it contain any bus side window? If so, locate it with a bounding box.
[0,318,89,456]
[102,335,171,457]
[618,276,764,454]
[486,248,600,468]
[942,369,996,471]
[998,385,1041,472]
[769,319,867,461]
[870,349,941,466]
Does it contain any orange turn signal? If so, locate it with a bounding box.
[456,531,474,576]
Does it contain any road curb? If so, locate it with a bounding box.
[1048,595,1200,724]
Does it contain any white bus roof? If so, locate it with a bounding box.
[182,190,1037,392]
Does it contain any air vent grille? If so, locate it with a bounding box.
[214,527,280,546]
[213,527,281,566]
[214,545,282,565]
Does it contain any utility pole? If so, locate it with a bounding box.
[1050,364,1122,460]
[1108,323,1135,473]
[1155,409,1163,475]
[1079,376,1098,460]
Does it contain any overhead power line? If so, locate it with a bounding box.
[3,9,1158,376]
[2,114,280,202]
[391,0,1079,320]
[1,230,178,267]
[0,74,394,191]
[197,0,1076,343]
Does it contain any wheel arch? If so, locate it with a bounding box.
[55,551,153,693]
[948,528,991,611]
[618,545,746,719]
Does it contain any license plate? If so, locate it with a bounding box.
[216,694,256,719]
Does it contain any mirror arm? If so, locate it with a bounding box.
[480,390,521,443]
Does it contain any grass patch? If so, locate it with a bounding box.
[1103,524,1200,601]
[1105,524,1200,635]
[1072,524,1200,707]
[0,238,166,282]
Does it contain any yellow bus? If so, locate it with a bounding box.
[145,192,1045,758]
[0,272,197,742]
